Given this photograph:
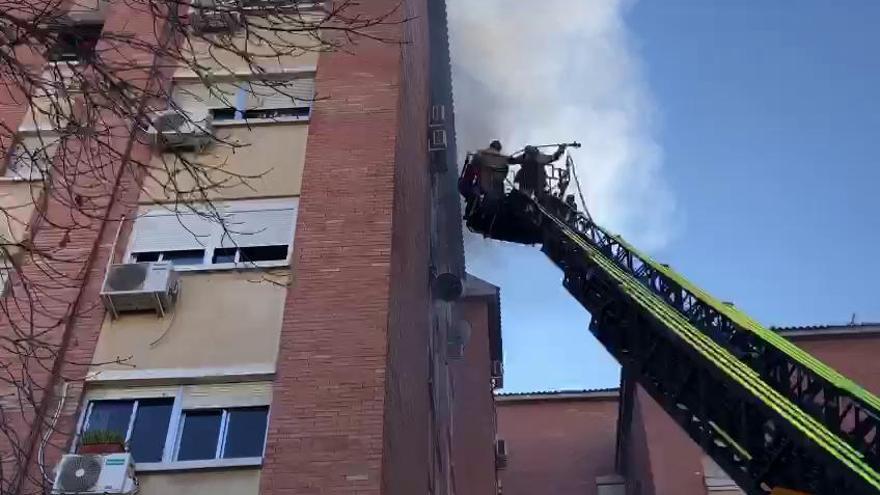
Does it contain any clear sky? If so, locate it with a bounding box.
[451,1,880,393]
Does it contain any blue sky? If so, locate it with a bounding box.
[450,1,880,392]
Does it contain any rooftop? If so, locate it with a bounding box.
[495,387,620,403]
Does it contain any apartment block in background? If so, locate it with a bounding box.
[0,1,501,494]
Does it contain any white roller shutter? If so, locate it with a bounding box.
[245,77,314,109]
[181,382,272,410]
[219,201,298,248]
[129,210,216,253]
[172,81,240,110]
[86,385,178,401]
[171,82,208,112]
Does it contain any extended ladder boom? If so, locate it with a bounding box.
[464,168,880,494]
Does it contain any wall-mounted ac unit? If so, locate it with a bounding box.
[494,439,508,470]
[429,128,447,152]
[148,109,213,151]
[491,359,504,389]
[53,453,136,494]
[192,10,241,33]
[100,262,179,318]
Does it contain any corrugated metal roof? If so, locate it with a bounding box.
[771,322,880,332]
[495,388,620,402]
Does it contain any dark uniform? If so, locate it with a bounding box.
[513,145,566,198]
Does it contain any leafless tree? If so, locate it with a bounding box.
[0,1,404,492]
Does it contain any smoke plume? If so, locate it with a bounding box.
[448,0,678,249]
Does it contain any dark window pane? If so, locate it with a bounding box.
[242,107,310,120]
[177,410,222,461]
[239,245,288,262]
[223,407,269,458]
[47,24,103,62]
[84,400,133,440]
[210,108,238,121]
[132,251,160,262]
[212,247,237,264]
[129,399,173,463]
[162,249,205,266]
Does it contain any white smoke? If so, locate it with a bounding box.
[448,0,678,249]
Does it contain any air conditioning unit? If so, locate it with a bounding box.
[430,104,446,126]
[192,10,241,33]
[429,128,447,152]
[100,262,179,318]
[53,453,136,494]
[491,359,503,389]
[148,109,213,151]
[494,439,508,470]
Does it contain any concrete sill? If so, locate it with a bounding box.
[136,457,262,473]
[0,176,42,183]
[172,260,290,273]
[212,116,310,127]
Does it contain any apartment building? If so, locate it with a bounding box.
[0,1,502,494]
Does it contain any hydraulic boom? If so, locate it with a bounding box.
[463,154,880,494]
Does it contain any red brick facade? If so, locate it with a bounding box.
[452,296,501,495]
[496,391,619,495]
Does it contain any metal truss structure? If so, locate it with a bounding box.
[464,184,880,495]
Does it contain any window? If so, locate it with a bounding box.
[172,76,315,123]
[81,398,174,462]
[176,406,269,461]
[47,23,104,63]
[77,383,272,469]
[127,198,298,270]
[0,254,14,296]
[132,249,206,266]
[4,134,60,180]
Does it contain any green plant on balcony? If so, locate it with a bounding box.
[79,429,126,455]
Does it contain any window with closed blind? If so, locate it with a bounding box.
[172,75,315,123]
[127,198,298,270]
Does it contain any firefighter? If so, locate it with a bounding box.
[513,144,567,198]
[473,140,513,200]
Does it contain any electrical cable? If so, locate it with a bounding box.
[149,283,181,348]
[567,152,593,221]
[38,381,68,485]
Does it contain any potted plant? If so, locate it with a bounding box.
[79,429,126,455]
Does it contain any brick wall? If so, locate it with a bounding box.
[258,0,438,493]
[451,298,499,495]
[496,392,619,495]
[630,387,706,495]
[787,332,880,394]
[381,0,433,492]
[623,384,655,495]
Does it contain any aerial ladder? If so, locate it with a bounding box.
[461,147,880,495]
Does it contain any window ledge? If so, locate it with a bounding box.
[171,260,290,273]
[136,457,262,473]
[0,176,43,183]
[212,116,310,127]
